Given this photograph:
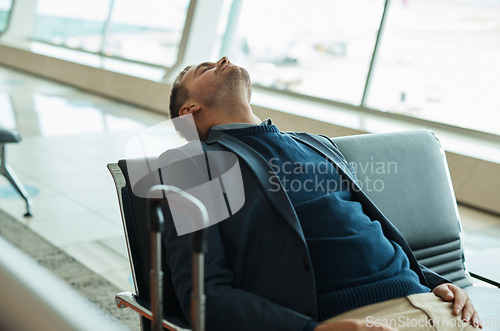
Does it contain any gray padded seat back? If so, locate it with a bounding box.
[332,130,472,288]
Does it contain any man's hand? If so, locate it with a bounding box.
[315,319,398,331]
[432,283,482,328]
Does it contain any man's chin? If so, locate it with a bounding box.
[226,66,251,89]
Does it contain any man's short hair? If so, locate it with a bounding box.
[169,65,192,120]
[169,65,198,140]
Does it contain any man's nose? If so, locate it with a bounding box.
[216,56,230,68]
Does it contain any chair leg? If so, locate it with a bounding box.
[0,145,33,217]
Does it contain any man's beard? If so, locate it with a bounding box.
[227,66,252,101]
[208,67,252,108]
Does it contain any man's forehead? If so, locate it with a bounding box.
[182,61,213,84]
[180,66,196,85]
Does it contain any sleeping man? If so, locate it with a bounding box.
[161,56,481,331]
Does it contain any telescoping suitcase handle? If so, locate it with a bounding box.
[148,185,209,331]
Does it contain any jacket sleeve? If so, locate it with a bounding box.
[163,217,315,331]
[419,264,452,289]
[159,146,316,330]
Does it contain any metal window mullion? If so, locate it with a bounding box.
[99,0,116,58]
[360,0,391,107]
[219,0,243,58]
[164,0,199,78]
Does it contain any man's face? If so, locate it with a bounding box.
[180,57,252,109]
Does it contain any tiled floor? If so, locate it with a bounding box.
[1,65,500,297]
[0,65,170,293]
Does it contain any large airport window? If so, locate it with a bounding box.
[224,0,385,105]
[22,0,500,136]
[32,0,190,67]
[103,0,190,67]
[365,0,500,135]
[0,0,12,33]
[33,0,111,53]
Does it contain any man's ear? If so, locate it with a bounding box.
[179,104,201,117]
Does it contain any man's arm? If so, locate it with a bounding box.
[432,283,482,328]
[159,145,318,330]
[164,218,314,331]
[419,264,450,288]
[419,265,481,327]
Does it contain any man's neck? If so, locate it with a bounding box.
[212,103,261,126]
[218,114,261,126]
[197,104,261,140]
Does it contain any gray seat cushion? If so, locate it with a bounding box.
[0,128,21,143]
[465,286,500,330]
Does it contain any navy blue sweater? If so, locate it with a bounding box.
[220,124,429,329]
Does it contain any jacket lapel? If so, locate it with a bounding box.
[289,132,429,286]
[289,132,407,236]
[288,133,358,185]
[205,130,306,242]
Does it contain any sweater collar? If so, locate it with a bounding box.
[210,118,273,131]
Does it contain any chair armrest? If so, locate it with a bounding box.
[469,272,500,288]
[467,248,500,288]
[115,292,190,331]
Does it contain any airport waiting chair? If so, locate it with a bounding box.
[108,157,190,331]
[108,129,500,331]
[0,128,32,217]
[333,130,499,326]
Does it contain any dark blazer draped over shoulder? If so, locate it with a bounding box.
[161,129,449,331]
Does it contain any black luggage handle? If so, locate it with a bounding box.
[148,185,209,331]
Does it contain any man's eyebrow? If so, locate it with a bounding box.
[194,62,212,76]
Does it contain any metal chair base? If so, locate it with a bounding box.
[0,144,33,217]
